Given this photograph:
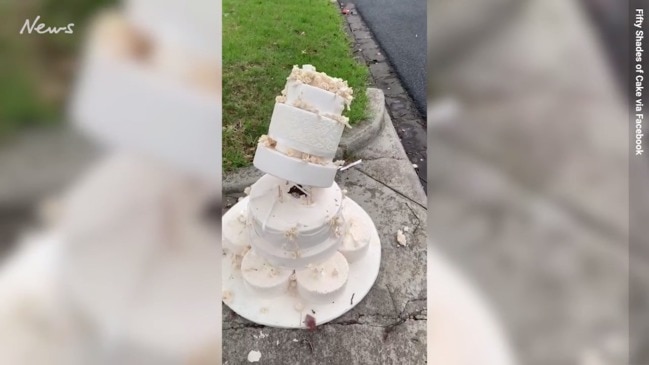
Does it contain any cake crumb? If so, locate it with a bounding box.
[396,230,407,247]
[258,134,277,148]
[260,307,268,314]
[244,186,251,195]
[253,330,268,339]
[247,350,261,362]
[223,290,233,304]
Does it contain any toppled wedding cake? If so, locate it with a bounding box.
[224,66,378,320]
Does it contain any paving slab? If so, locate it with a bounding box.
[223,111,427,364]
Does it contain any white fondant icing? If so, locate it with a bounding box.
[250,230,341,270]
[246,174,344,269]
[222,202,250,256]
[339,216,370,263]
[71,52,221,181]
[285,81,345,116]
[253,145,339,188]
[268,103,344,158]
[295,252,349,303]
[241,250,291,298]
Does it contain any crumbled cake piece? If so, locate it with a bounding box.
[258,134,277,148]
[284,226,299,241]
[287,65,354,108]
[396,229,407,247]
[328,216,344,238]
[291,99,319,114]
[322,113,351,128]
[223,290,233,304]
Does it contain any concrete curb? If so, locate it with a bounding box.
[222,88,385,194]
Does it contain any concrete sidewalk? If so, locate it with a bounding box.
[222,104,427,364]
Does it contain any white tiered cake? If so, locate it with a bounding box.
[222,65,381,328]
[253,65,352,188]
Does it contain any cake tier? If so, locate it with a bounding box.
[222,202,250,256]
[241,250,292,298]
[268,103,344,159]
[247,174,344,269]
[295,252,349,303]
[253,144,339,188]
[284,81,346,116]
[249,228,342,270]
[70,49,221,181]
[339,198,371,263]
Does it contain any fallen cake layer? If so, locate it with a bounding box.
[295,252,349,303]
[241,249,292,298]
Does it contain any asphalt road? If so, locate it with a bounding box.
[352,0,427,115]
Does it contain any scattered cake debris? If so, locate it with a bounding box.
[223,290,233,304]
[252,330,268,339]
[247,350,261,362]
[396,229,407,247]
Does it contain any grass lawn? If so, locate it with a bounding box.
[222,0,369,171]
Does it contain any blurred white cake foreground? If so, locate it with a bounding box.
[0,0,222,363]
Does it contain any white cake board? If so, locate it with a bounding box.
[222,197,381,329]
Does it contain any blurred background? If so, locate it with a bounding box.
[0,0,222,363]
[0,0,115,249]
[427,0,634,364]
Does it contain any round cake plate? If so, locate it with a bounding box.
[222,197,381,329]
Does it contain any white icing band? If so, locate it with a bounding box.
[285,81,346,115]
[250,229,341,270]
[273,137,334,160]
[253,145,338,188]
[268,103,344,158]
[249,212,337,250]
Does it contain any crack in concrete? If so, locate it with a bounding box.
[223,322,267,331]
[354,167,426,210]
